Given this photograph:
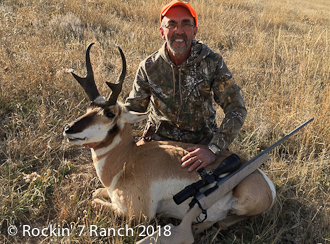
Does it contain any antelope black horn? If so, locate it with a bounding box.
[71,43,104,105]
[106,45,126,106]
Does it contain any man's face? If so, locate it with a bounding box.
[160,6,198,55]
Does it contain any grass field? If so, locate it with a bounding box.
[0,0,329,243]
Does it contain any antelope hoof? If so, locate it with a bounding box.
[92,188,110,201]
[91,198,113,213]
[91,198,104,211]
[91,198,122,217]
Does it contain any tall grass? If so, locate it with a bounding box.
[0,0,329,243]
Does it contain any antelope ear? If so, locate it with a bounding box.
[122,110,148,124]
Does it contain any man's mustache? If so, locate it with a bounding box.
[171,34,187,42]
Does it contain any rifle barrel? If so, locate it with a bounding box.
[207,118,315,198]
[247,117,314,165]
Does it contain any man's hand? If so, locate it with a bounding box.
[181,146,217,172]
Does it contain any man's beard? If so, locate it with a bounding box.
[167,33,192,55]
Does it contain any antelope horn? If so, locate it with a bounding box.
[105,45,126,106]
[71,43,106,106]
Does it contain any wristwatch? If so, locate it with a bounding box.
[208,144,221,156]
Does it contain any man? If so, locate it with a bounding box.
[125,0,247,172]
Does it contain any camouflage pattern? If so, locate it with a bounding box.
[125,39,247,152]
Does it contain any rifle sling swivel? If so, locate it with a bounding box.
[189,197,207,223]
[196,199,207,223]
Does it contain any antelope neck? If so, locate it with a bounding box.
[91,123,135,188]
[91,123,135,162]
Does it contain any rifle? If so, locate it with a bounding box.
[137,118,314,244]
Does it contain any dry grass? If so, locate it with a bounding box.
[0,0,329,243]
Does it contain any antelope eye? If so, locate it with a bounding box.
[105,112,115,118]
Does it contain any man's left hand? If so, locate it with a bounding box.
[181,146,217,172]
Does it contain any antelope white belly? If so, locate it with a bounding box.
[257,169,276,208]
[150,179,233,222]
[158,191,233,222]
[151,179,194,218]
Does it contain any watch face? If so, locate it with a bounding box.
[209,145,219,154]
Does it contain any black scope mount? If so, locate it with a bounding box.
[173,154,242,205]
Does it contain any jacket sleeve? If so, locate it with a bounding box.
[209,55,247,152]
[125,62,151,112]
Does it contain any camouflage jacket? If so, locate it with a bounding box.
[125,39,247,152]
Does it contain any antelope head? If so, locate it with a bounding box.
[63,43,146,149]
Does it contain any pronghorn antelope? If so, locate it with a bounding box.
[63,43,276,232]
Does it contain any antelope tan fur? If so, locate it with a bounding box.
[63,43,276,237]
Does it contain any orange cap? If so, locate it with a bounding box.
[160,0,198,27]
